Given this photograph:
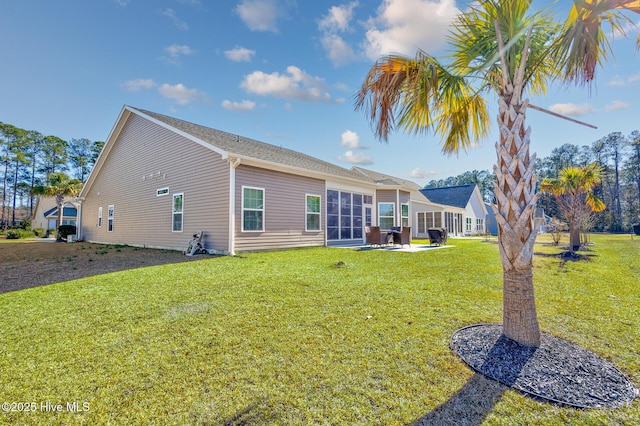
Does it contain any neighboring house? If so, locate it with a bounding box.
[418,184,488,237]
[485,203,499,236]
[32,197,78,230]
[485,204,550,236]
[77,106,425,254]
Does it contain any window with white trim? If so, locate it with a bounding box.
[476,218,485,232]
[107,205,114,232]
[378,203,394,230]
[306,194,321,231]
[466,217,473,232]
[98,206,102,227]
[401,203,409,227]
[172,193,184,232]
[242,187,264,232]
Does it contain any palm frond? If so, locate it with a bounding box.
[557,0,640,86]
[354,51,489,154]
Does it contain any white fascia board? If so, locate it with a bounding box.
[128,106,229,158]
[78,106,131,200]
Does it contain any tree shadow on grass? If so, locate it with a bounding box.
[0,241,215,294]
[410,373,508,426]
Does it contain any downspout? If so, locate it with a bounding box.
[228,156,241,256]
[396,189,400,227]
[76,199,82,241]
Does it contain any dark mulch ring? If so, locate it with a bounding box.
[450,324,638,409]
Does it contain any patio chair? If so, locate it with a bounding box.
[394,226,412,248]
[185,231,207,256]
[428,227,448,246]
[365,226,388,247]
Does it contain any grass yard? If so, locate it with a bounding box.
[0,235,638,425]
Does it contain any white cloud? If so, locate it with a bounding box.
[318,2,359,66]
[409,167,438,179]
[115,0,129,6]
[608,77,626,87]
[222,99,256,112]
[339,150,374,165]
[605,100,630,112]
[549,103,595,116]
[236,0,281,32]
[321,34,356,66]
[341,130,362,149]
[628,72,640,83]
[608,72,640,86]
[165,44,195,58]
[158,83,200,105]
[240,66,333,103]
[319,2,359,32]
[162,8,189,30]
[224,46,256,62]
[122,78,156,91]
[363,0,459,59]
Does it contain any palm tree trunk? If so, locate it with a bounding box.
[492,96,541,347]
[503,269,539,344]
[570,217,581,252]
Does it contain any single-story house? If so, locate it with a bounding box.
[485,204,550,236]
[77,106,442,254]
[32,197,78,230]
[418,184,488,237]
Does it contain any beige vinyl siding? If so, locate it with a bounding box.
[234,165,325,252]
[80,114,230,252]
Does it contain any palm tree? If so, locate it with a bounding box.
[355,0,639,347]
[540,163,606,253]
[32,172,83,239]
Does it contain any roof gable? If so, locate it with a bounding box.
[134,107,372,183]
[420,184,477,209]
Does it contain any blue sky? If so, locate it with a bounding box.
[1,0,639,184]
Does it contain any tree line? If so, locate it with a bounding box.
[0,122,104,228]
[424,130,640,233]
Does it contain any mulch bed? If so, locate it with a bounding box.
[450,324,638,409]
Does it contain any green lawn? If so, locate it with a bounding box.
[1,235,638,425]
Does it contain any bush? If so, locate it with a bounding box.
[32,227,45,237]
[5,229,35,239]
[57,225,77,240]
[46,228,56,238]
[633,224,640,236]
[19,219,31,230]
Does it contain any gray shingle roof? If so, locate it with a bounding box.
[351,166,422,190]
[132,107,373,183]
[419,184,477,209]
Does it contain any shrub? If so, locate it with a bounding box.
[633,224,640,236]
[32,227,45,237]
[57,225,77,240]
[5,229,35,239]
[6,230,20,239]
[46,228,56,238]
[19,219,31,230]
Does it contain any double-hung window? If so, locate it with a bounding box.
[107,205,114,232]
[466,217,473,233]
[306,194,321,231]
[172,193,184,232]
[378,203,395,230]
[401,204,409,227]
[242,187,264,232]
